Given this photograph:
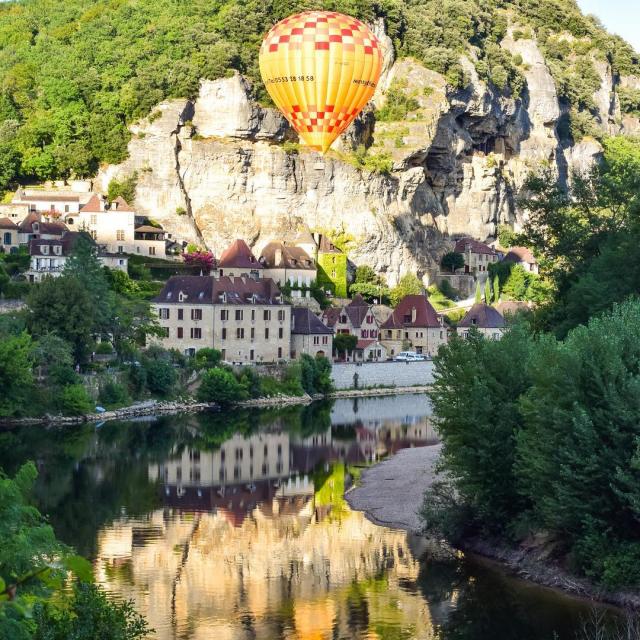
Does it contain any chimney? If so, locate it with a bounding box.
[411,307,417,323]
[275,247,282,266]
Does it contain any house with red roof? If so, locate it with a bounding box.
[322,294,386,361]
[259,242,316,297]
[217,239,263,279]
[457,303,506,340]
[380,294,447,357]
[454,237,499,275]
[502,246,539,274]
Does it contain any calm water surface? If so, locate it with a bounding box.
[0,394,613,639]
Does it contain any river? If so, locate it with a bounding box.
[0,394,614,639]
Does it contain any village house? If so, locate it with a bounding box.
[0,217,19,253]
[152,275,291,363]
[12,188,92,216]
[454,237,499,275]
[457,303,506,340]
[502,246,539,274]
[63,194,167,258]
[259,242,316,298]
[216,239,263,279]
[290,307,333,359]
[18,213,68,245]
[25,232,128,282]
[322,294,386,361]
[380,294,447,358]
[316,235,348,298]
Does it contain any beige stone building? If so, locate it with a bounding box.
[152,275,291,362]
[0,217,19,253]
[12,187,91,215]
[454,237,499,275]
[457,303,506,340]
[290,307,333,359]
[380,294,447,357]
[259,241,316,299]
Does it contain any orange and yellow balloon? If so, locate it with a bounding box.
[259,11,383,153]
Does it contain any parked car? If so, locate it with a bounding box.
[394,351,427,362]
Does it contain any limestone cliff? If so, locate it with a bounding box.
[96,28,640,285]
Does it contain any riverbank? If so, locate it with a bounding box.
[346,444,640,611]
[0,386,432,427]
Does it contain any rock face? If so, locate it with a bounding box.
[96,29,639,285]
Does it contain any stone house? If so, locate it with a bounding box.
[0,203,30,225]
[217,239,263,279]
[380,294,447,357]
[290,307,333,359]
[12,188,91,216]
[0,217,19,253]
[18,213,68,245]
[454,237,498,275]
[152,275,291,362]
[259,242,316,299]
[457,303,506,340]
[322,294,385,361]
[502,246,539,274]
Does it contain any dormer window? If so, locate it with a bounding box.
[53,245,61,255]
[198,291,204,299]
[178,291,186,302]
[471,318,477,325]
[166,291,172,299]
[41,245,49,255]
[33,222,40,233]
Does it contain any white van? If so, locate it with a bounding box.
[394,351,426,362]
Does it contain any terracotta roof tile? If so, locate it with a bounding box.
[381,295,441,329]
[454,237,497,256]
[458,303,506,329]
[18,211,41,232]
[218,239,263,269]
[0,217,18,230]
[79,194,105,213]
[112,196,135,212]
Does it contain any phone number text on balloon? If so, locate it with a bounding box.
[265,75,315,84]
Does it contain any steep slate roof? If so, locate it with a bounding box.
[381,295,440,329]
[28,231,82,257]
[260,242,315,270]
[79,194,105,213]
[344,294,371,329]
[18,211,41,232]
[0,217,18,230]
[291,307,333,335]
[38,221,68,236]
[503,246,537,265]
[321,307,340,328]
[317,235,342,254]
[454,237,497,256]
[218,239,263,269]
[458,303,506,329]
[153,275,283,305]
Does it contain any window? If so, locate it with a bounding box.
[278,309,285,321]
[250,349,254,361]
[149,246,156,256]
[235,310,243,321]
[177,327,183,339]
[220,309,229,321]
[251,328,255,340]
[41,245,49,255]
[265,328,269,339]
[65,205,69,213]
[3,233,10,245]
[263,310,271,321]
[221,328,227,340]
[278,347,282,359]
[190,327,202,339]
[90,215,97,225]
[117,246,123,253]
[313,336,320,345]
[366,315,373,323]
[251,310,255,321]
[371,330,377,338]
[278,327,284,339]
[221,349,226,360]
[361,330,368,339]
[159,308,170,320]
[236,328,245,339]
[331,270,336,278]
[178,309,184,320]
[340,315,347,324]
[116,230,125,241]
[322,336,328,345]
[191,308,202,320]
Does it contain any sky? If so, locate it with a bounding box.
[576,0,640,51]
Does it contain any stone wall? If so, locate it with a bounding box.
[331,361,435,390]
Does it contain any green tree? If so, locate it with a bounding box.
[390,274,423,307]
[144,360,177,397]
[441,252,465,273]
[484,278,491,304]
[492,275,500,303]
[107,174,137,205]
[333,333,358,359]
[197,368,246,405]
[0,332,33,417]
[194,348,222,370]
[26,276,94,363]
[474,282,482,303]
[60,385,93,416]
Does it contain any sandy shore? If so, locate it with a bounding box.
[346,444,441,533]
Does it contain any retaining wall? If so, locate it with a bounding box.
[331,361,435,390]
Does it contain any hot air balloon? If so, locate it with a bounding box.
[259,10,383,154]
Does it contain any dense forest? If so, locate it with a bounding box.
[0,0,638,190]
[423,137,640,589]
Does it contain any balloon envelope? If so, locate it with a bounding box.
[259,11,383,153]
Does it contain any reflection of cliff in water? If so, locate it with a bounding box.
[96,464,435,640]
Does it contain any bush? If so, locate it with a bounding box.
[194,348,222,370]
[60,384,93,416]
[197,368,246,405]
[440,251,465,273]
[236,366,262,398]
[299,354,333,395]
[95,341,113,354]
[99,380,130,408]
[144,359,177,396]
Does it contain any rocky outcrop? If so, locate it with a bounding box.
[96,26,632,285]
